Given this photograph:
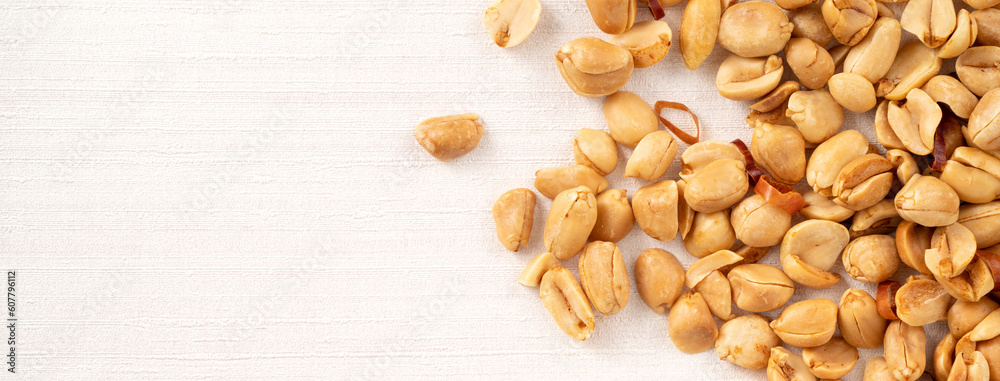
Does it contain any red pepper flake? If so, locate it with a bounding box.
[654,101,700,145]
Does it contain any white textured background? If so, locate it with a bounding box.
[0,0,951,379]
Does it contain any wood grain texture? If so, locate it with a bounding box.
[0,0,944,379]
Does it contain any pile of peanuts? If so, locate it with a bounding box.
[415,0,1000,379]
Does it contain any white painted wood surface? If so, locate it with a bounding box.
[1,0,949,379]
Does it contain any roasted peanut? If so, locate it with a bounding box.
[578,241,629,315]
[785,38,835,90]
[831,153,893,210]
[939,9,978,59]
[768,347,817,381]
[668,291,719,353]
[732,194,792,247]
[717,314,782,369]
[789,4,835,46]
[685,211,737,258]
[573,128,618,176]
[839,288,888,349]
[728,264,795,312]
[807,130,869,196]
[590,189,634,243]
[585,0,637,35]
[414,113,484,161]
[973,9,1000,47]
[770,298,838,347]
[895,174,961,227]
[896,221,934,274]
[843,235,900,283]
[968,88,1000,151]
[534,165,609,199]
[607,20,673,68]
[679,140,744,180]
[800,190,855,222]
[921,75,979,120]
[956,47,1000,98]
[683,159,749,213]
[750,123,806,185]
[483,0,542,48]
[959,201,1000,249]
[787,89,844,145]
[603,90,659,147]
[544,186,598,260]
[844,17,901,83]
[492,188,536,252]
[716,54,784,101]
[828,73,876,113]
[887,88,942,156]
[717,2,793,57]
[635,248,685,313]
[632,180,679,241]
[948,299,999,338]
[750,81,801,113]
[821,0,877,46]
[883,320,927,381]
[876,41,942,101]
[802,337,859,379]
[518,252,558,287]
[895,275,953,326]
[539,265,595,340]
[556,37,634,97]
[941,147,1000,204]
[899,0,957,48]
[680,0,722,70]
[625,130,678,181]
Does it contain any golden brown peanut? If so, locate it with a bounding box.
[518,252,558,287]
[977,336,1000,381]
[534,165,609,199]
[717,2,793,57]
[751,123,806,185]
[935,255,995,303]
[578,241,629,316]
[895,175,961,227]
[921,75,979,120]
[770,298,838,347]
[807,130,869,196]
[956,47,1000,98]
[555,37,634,97]
[948,351,991,381]
[959,201,1000,248]
[828,44,851,69]
[677,180,695,239]
[886,149,919,185]
[768,347,818,381]
[750,81,801,113]
[802,338,859,379]
[875,101,905,150]
[828,73,876,113]
[970,309,1000,341]
[716,54,784,101]
[717,314,782,369]
[785,38,835,90]
[679,140,744,180]
[876,41,942,101]
[948,299,1000,338]
[884,320,927,381]
[780,220,847,289]
[876,1,894,18]
[968,88,1000,151]
[585,0,636,35]
[939,9,978,60]
[899,0,957,48]
[732,194,792,247]
[607,20,672,68]
[668,291,719,353]
[635,248,685,313]
[927,223,978,279]
[850,200,902,238]
[864,357,894,381]
[935,333,958,381]
[483,0,541,48]
[414,113,484,161]
[966,0,1000,9]
[973,9,1000,47]
[590,189,634,243]
[897,221,934,275]
[492,188,536,252]
[625,130,678,180]
[603,90,658,147]
[843,17,901,83]
[573,128,618,176]
[839,288,888,349]
[680,0,722,70]
[800,190,855,222]
[539,265,595,340]
[831,153,893,211]
[887,88,943,156]
[821,0,877,46]
[748,101,795,128]
[775,0,817,10]
[686,250,740,310]
[789,5,835,46]
[683,159,749,213]
[895,275,953,326]
[787,89,844,145]
[544,186,598,260]
[728,264,795,312]
[843,235,900,283]
[685,211,737,258]
[632,180,679,241]
[941,147,1000,204]
[717,245,772,274]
